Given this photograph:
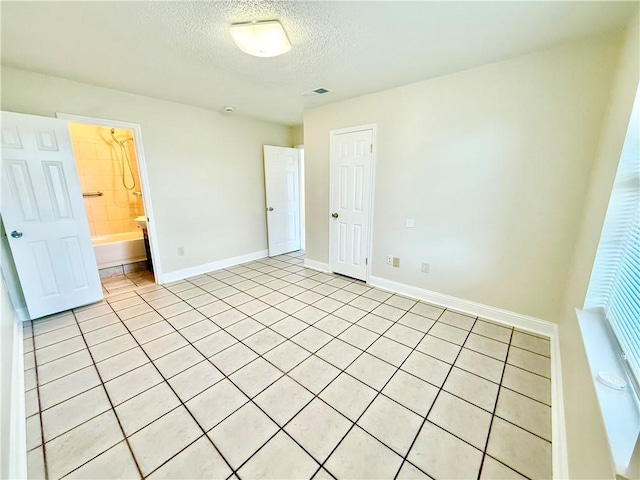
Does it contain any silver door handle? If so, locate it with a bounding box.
[267,207,274,211]
[10,230,22,238]
[332,213,339,218]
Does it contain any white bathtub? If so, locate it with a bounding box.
[92,231,146,269]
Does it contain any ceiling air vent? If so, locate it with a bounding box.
[301,87,332,96]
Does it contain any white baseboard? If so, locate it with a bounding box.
[303,259,331,273]
[367,274,567,479]
[159,250,269,284]
[368,275,555,337]
[9,310,27,479]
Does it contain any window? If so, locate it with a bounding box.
[586,84,640,382]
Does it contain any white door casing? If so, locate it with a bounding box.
[330,127,375,281]
[264,146,301,256]
[56,112,163,283]
[1,111,103,319]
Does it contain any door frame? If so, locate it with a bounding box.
[328,124,377,283]
[55,112,163,283]
[296,144,305,252]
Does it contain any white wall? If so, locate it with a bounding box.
[0,67,292,278]
[303,33,621,322]
[0,275,13,480]
[559,15,639,479]
[0,271,25,479]
[291,125,304,146]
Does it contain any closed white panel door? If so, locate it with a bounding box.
[264,145,301,256]
[1,111,102,319]
[330,129,373,281]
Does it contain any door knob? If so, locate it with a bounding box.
[331,213,339,219]
[267,207,274,211]
[10,230,23,238]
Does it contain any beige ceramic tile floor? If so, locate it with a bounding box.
[23,252,553,479]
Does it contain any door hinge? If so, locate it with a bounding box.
[370,144,373,153]
[365,257,368,265]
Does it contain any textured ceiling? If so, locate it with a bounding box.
[1,1,635,125]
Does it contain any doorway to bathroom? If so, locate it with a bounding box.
[58,113,162,291]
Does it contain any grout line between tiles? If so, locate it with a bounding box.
[29,323,50,480]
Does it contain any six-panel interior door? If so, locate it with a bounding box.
[1,111,103,319]
[264,145,301,257]
[330,129,373,281]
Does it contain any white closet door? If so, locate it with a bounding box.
[330,128,374,281]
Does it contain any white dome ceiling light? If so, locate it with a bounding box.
[230,20,291,58]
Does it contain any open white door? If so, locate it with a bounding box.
[1,111,102,319]
[330,127,374,281]
[264,145,301,257]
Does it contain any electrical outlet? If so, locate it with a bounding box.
[386,255,393,265]
[393,257,400,267]
[177,247,185,256]
[421,262,430,273]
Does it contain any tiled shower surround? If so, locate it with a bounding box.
[23,252,552,479]
[68,122,144,238]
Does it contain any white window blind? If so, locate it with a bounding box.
[586,84,640,381]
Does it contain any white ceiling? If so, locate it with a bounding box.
[1,1,635,125]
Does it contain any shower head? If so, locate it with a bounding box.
[110,128,132,146]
